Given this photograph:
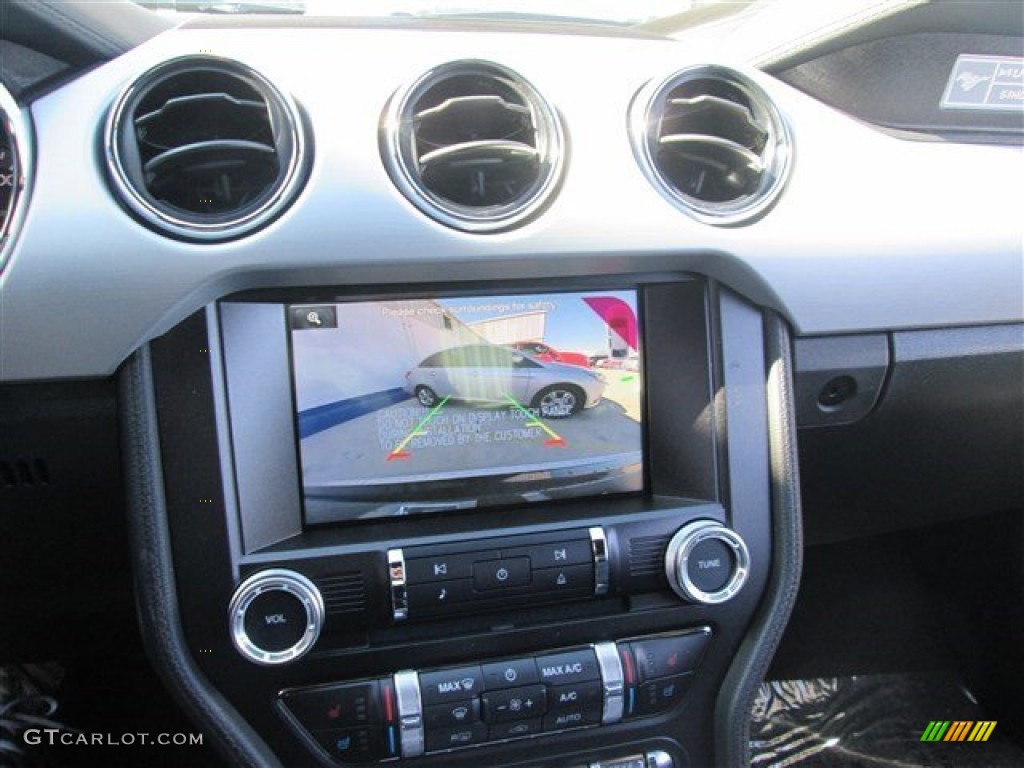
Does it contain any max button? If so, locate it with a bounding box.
[419,665,484,705]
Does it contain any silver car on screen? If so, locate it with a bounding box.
[404,344,606,418]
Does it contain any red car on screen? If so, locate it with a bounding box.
[509,341,590,368]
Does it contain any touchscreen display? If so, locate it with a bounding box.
[288,291,644,524]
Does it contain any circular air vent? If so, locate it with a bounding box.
[631,65,791,225]
[381,61,565,232]
[105,56,308,241]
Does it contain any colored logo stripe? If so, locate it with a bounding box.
[969,721,997,742]
[945,721,973,741]
[921,720,996,742]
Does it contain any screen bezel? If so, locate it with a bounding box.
[218,274,718,555]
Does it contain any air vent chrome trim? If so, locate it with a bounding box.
[0,83,31,273]
[104,55,308,242]
[381,60,565,233]
[630,65,791,226]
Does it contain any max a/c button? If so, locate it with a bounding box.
[535,649,600,685]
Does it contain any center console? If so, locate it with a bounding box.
[127,275,799,768]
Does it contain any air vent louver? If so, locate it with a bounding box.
[382,61,564,232]
[106,56,308,241]
[632,66,791,225]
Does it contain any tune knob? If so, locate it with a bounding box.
[664,521,750,604]
[228,569,324,666]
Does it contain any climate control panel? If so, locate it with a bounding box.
[277,628,711,764]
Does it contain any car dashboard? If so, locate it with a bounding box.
[0,2,1021,767]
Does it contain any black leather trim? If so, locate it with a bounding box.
[714,312,804,766]
[2,0,173,68]
[119,345,283,768]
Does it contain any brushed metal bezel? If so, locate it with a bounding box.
[104,54,308,242]
[380,59,566,233]
[629,64,792,226]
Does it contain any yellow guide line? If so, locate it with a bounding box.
[504,394,562,441]
[390,395,450,456]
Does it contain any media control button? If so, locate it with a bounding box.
[312,727,385,763]
[505,539,592,569]
[489,718,543,740]
[482,658,540,689]
[406,579,474,612]
[687,538,734,593]
[242,589,309,653]
[546,680,602,712]
[481,684,547,723]
[423,699,480,729]
[419,665,485,705]
[542,705,601,732]
[627,630,711,682]
[535,649,601,685]
[532,564,592,593]
[424,722,488,752]
[472,557,531,590]
[635,674,693,715]
[281,681,380,732]
[405,553,477,584]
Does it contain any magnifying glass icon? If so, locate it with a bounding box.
[306,311,322,326]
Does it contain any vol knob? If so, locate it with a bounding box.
[228,569,324,665]
[664,521,750,604]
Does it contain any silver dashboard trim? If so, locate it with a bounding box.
[393,669,424,758]
[593,641,624,725]
[0,82,31,274]
[590,526,610,596]
[388,548,409,622]
[3,28,1022,381]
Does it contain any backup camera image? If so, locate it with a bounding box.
[289,291,643,524]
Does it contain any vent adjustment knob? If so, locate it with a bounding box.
[228,569,324,665]
[664,521,750,605]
